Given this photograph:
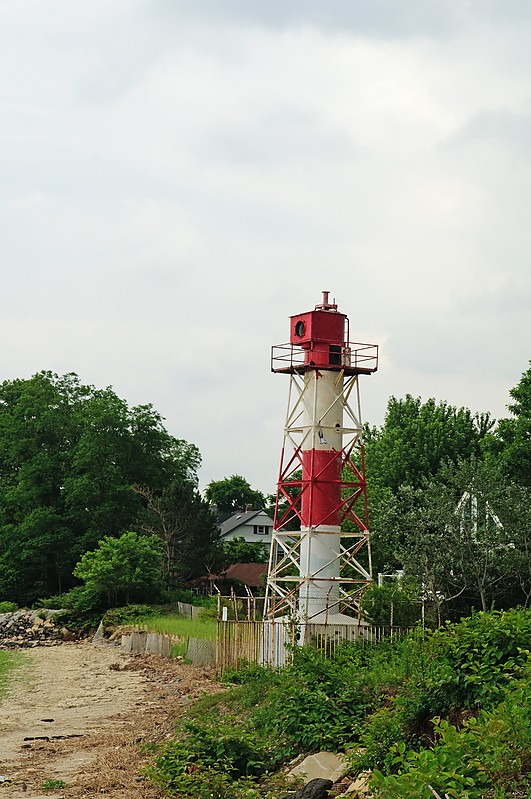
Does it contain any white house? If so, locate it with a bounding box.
[219,509,274,545]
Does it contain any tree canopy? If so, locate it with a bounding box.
[2,360,530,619]
[364,395,494,492]
[363,383,531,620]
[219,537,269,569]
[73,531,163,606]
[134,480,220,582]
[0,371,201,604]
[205,474,265,515]
[494,362,531,486]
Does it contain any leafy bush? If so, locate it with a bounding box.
[148,690,296,799]
[36,594,67,609]
[220,537,269,568]
[254,643,409,753]
[350,707,410,773]
[45,584,108,629]
[371,672,531,798]
[0,601,17,613]
[196,603,219,621]
[197,597,243,621]
[159,588,213,607]
[151,636,412,795]
[155,719,271,780]
[407,609,531,719]
[102,604,158,627]
[148,761,297,799]
[74,531,164,606]
[372,735,491,799]
[256,660,370,750]
[353,609,531,777]
[362,583,420,627]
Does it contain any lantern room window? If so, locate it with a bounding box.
[329,345,342,366]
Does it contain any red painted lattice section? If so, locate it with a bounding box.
[274,440,369,532]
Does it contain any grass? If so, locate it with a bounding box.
[133,613,217,657]
[0,650,28,701]
[134,613,217,640]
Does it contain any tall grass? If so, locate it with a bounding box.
[135,614,217,640]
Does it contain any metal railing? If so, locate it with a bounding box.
[271,341,378,374]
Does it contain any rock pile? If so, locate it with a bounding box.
[0,609,75,648]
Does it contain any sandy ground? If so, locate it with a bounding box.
[0,641,222,799]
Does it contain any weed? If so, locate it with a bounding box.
[42,779,66,790]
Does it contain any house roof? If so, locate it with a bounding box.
[220,509,272,537]
[222,562,268,588]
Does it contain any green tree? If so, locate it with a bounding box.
[374,459,530,620]
[220,537,269,569]
[364,395,494,493]
[205,475,265,515]
[495,362,531,486]
[0,371,201,604]
[73,531,163,605]
[134,480,220,583]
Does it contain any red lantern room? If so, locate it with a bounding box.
[290,293,345,369]
[272,291,377,376]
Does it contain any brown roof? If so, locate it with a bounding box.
[222,562,268,588]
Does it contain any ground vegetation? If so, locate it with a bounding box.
[148,608,531,799]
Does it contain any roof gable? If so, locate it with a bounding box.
[220,509,273,537]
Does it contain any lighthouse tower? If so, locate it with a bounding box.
[265,292,378,631]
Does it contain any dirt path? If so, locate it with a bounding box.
[0,641,221,799]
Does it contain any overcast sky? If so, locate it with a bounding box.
[1,1,530,494]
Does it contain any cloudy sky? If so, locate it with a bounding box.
[1,1,530,494]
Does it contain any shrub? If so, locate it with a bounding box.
[253,645,383,752]
[408,609,531,718]
[148,761,297,799]
[37,595,66,609]
[371,674,531,798]
[350,707,410,773]
[0,601,17,613]
[102,604,158,627]
[73,531,164,606]
[149,711,289,798]
[147,610,531,797]
[47,584,107,629]
[362,583,421,627]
